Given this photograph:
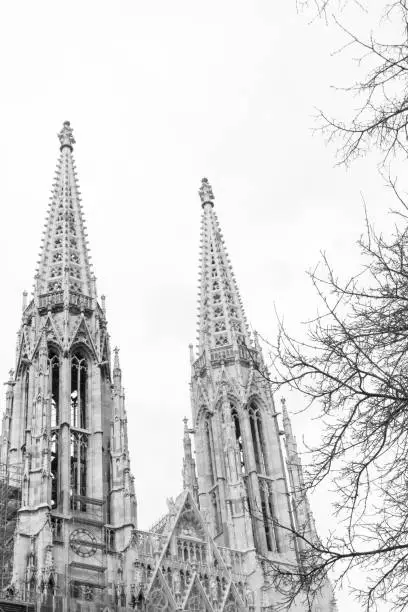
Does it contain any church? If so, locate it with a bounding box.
[0,122,336,611]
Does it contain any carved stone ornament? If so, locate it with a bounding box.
[69,528,97,558]
[199,177,215,206]
[58,120,75,150]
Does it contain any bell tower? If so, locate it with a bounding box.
[0,122,137,609]
[190,178,297,561]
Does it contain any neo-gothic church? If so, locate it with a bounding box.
[0,123,335,611]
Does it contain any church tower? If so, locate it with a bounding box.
[0,122,137,609]
[189,179,335,609]
[191,178,296,557]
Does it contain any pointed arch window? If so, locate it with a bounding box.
[249,403,267,474]
[231,407,246,476]
[48,350,60,427]
[50,431,59,508]
[23,369,30,431]
[70,431,88,511]
[71,353,87,429]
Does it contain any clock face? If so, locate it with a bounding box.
[69,528,97,558]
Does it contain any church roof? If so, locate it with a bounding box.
[35,121,94,299]
[196,178,250,355]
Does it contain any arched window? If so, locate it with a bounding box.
[23,370,30,431]
[50,431,59,508]
[48,350,60,427]
[71,353,87,429]
[70,431,88,511]
[249,403,267,474]
[231,407,246,476]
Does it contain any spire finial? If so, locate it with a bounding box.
[58,121,75,151]
[114,346,120,370]
[199,177,214,208]
[183,416,189,432]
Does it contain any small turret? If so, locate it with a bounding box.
[113,346,122,393]
[281,398,318,547]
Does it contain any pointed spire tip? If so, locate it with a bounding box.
[199,177,214,208]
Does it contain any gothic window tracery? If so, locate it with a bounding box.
[231,320,241,333]
[248,404,267,475]
[215,335,228,347]
[23,370,29,431]
[231,408,246,476]
[185,594,203,611]
[71,353,87,428]
[70,281,82,293]
[48,280,62,292]
[50,431,59,508]
[70,431,88,510]
[50,266,62,278]
[49,351,60,427]
[70,265,81,279]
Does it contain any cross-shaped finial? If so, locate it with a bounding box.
[58,121,76,151]
[199,177,215,207]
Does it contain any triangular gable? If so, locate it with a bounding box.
[156,491,230,580]
[69,314,98,359]
[16,331,31,373]
[195,378,211,412]
[182,573,213,611]
[221,581,247,611]
[145,567,177,611]
[32,315,63,356]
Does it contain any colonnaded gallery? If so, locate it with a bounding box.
[0,123,336,611]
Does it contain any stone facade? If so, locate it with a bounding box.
[0,123,336,611]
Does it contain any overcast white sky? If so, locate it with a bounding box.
[0,1,402,609]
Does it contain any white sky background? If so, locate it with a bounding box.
[0,1,402,610]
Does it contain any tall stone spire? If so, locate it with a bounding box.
[35,121,94,299]
[197,178,250,354]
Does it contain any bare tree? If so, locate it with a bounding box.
[248,185,408,610]
[294,1,408,166]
